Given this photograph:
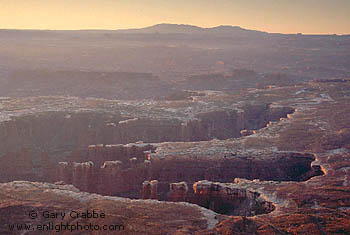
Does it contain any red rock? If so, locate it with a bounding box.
[169,182,189,202]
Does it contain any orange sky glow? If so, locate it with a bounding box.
[0,0,349,34]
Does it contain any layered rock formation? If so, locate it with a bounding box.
[51,146,321,199]
[0,181,221,234]
[71,161,95,192]
[169,182,189,202]
[168,180,275,216]
[0,96,295,185]
[141,180,159,200]
[1,80,350,233]
[0,98,292,159]
[191,180,275,216]
[0,148,36,182]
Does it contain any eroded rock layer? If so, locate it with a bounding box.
[51,146,320,199]
[0,181,221,234]
[0,97,294,183]
[1,80,350,233]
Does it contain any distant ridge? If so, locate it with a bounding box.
[115,23,268,35]
[1,24,348,36]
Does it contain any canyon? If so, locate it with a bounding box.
[0,24,350,234]
[1,79,350,234]
[0,94,311,217]
[0,96,295,184]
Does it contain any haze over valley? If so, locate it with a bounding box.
[1,24,349,99]
[1,6,350,234]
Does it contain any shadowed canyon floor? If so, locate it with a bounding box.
[1,80,350,234]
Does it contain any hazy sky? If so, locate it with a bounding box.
[1,0,349,34]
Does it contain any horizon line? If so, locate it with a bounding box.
[0,23,349,36]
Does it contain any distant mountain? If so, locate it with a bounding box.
[207,25,266,34]
[116,23,268,36]
[128,24,204,34]
[1,24,348,37]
